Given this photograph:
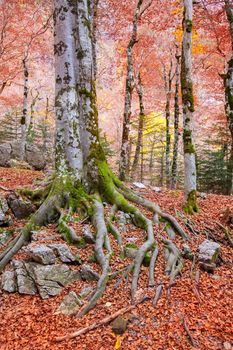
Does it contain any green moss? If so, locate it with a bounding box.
[183,129,195,154]
[125,243,138,249]
[87,253,98,263]
[183,190,199,215]
[186,19,192,33]
[184,82,195,112]
[142,251,151,267]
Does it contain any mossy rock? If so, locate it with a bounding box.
[124,244,138,259]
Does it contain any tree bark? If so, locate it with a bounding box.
[224,0,233,195]
[181,0,198,214]
[43,97,50,162]
[164,59,173,188]
[131,72,145,180]
[119,0,144,181]
[19,58,29,161]
[171,51,181,189]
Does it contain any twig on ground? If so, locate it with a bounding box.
[55,296,150,342]
[183,316,199,348]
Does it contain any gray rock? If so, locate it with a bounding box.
[79,286,93,299]
[13,260,37,295]
[0,195,9,214]
[28,245,56,265]
[197,192,207,199]
[33,264,81,299]
[80,264,100,281]
[0,141,45,170]
[82,225,95,244]
[56,291,83,316]
[0,143,11,167]
[182,244,194,260]
[5,261,81,299]
[151,186,161,193]
[48,243,75,263]
[116,211,132,225]
[198,240,220,263]
[0,195,12,227]
[1,270,17,293]
[25,143,45,171]
[9,159,32,170]
[0,231,12,246]
[198,240,220,273]
[31,230,57,242]
[132,182,146,189]
[7,193,35,219]
[124,245,138,259]
[126,237,138,243]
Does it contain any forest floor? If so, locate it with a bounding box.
[0,167,232,350]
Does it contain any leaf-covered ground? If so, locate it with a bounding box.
[0,167,232,350]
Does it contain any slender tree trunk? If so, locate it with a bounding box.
[224,0,233,195]
[181,0,198,214]
[164,59,173,188]
[149,135,156,184]
[28,89,40,143]
[171,51,181,189]
[140,140,144,183]
[160,150,164,187]
[119,0,144,181]
[20,58,29,160]
[43,97,50,162]
[131,72,145,180]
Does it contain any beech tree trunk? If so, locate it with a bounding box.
[119,0,144,181]
[131,72,145,180]
[181,0,198,214]
[224,0,233,195]
[20,58,29,161]
[164,60,173,188]
[43,97,50,161]
[54,0,104,186]
[171,52,181,189]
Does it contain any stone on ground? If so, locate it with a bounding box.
[198,240,220,273]
[7,193,35,219]
[80,264,100,281]
[82,225,95,244]
[0,195,12,227]
[28,245,56,265]
[1,261,82,299]
[111,316,128,335]
[48,243,76,263]
[56,291,83,315]
[1,270,17,293]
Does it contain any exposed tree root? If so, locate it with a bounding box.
[149,244,159,287]
[216,221,233,247]
[113,179,189,240]
[162,238,183,284]
[153,284,163,307]
[76,197,110,317]
[107,204,123,252]
[0,168,189,317]
[113,263,134,290]
[131,217,154,301]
